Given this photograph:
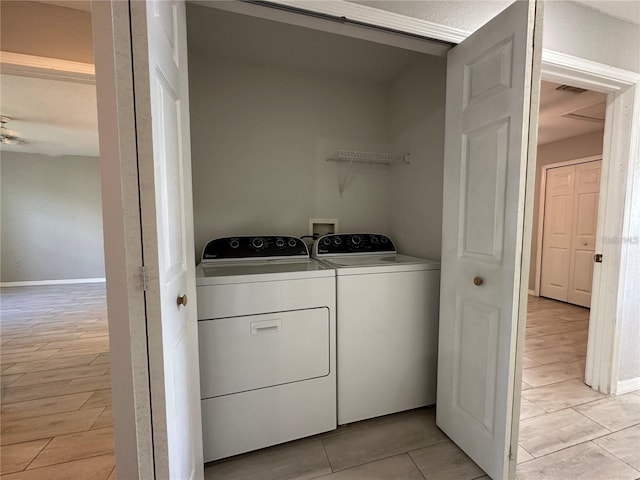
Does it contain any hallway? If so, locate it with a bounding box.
[517,296,640,479]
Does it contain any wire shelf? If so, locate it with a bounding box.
[327,150,410,165]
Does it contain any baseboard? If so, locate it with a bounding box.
[617,377,640,395]
[528,289,537,296]
[0,278,106,287]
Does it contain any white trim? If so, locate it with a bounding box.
[537,52,640,396]
[191,0,451,56]
[587,85,638,394]
[609,81,640,396]
[617,377,640,395]
[0,51,95,83]
[542,50,640,93]
[262,0,469,44]
[534,155,603,297]
[0,278,106,287]
[527,289,536,296]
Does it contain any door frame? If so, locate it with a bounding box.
[538,51,640,395]
[534,154,603,297]
[91,0,640,477]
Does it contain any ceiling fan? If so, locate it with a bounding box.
[0,116,27,145]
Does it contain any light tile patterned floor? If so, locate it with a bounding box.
[0,284,114,479]
[2,286,639,480]
[516,295,640,479]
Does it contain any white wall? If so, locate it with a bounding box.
[389,56,447,260]
[543,1,640,74]
[188,53,394,258]
[529,130,604,290]
[0,151,105,282]
[351,1,640,73]
[618,127,640,384]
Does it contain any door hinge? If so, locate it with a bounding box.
[594,254,603,263]
[141,266,148,291]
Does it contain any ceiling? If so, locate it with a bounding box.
[353,0,640,29]
[186,4,431,85]
[0,74,99,157]
[537,81,606,145]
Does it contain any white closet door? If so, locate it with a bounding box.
[540,165,576,301]
[540,160,601,307]
[133,1,204,478]
[437,1,541,479]
[568,160,601,307]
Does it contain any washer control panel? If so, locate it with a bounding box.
[201,236,308,262]
[313,234,396,256]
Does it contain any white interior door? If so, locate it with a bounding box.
[133,1,204,478]
[540,160,601,307]
[568,160,601,307]
[540,165,575,301]
[437,1,540,479]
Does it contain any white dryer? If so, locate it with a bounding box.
[196,236,336,462]
[312,233,440,425]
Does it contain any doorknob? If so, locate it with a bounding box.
[473,277,484,286]
[583,241,588,246]
[177,294,188,307]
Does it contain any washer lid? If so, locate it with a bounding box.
[321,254,440,275]
[195,259,335,286]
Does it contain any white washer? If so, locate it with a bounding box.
[312,233,440,425]
[196,236,336,462]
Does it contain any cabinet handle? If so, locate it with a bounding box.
[473,277,484,286]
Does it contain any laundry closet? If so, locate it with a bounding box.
[184,0,450,464]
[102,0,538,477]
[185,3,448,261]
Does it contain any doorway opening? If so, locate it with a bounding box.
[91,1,640,478]
[516,79,640,474]
[185,3,473,478]
[0,1,115,477]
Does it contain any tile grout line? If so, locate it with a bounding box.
[406,451,428,480]
[319,437,336,473]
[570,405,614,434]
[592,438,640,475]
[21,436,54,472]
[88,406,109,430]
[22,450,115,473]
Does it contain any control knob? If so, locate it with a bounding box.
[351,235,362,245]
[251,237,264,249]
[276,238,285,247]
[229,239,240,249]
[370,235,379,243]
[333,236,342,245]
[322,237,331,246]
[288,238,297,247]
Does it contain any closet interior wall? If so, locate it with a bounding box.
[186,4,447,260]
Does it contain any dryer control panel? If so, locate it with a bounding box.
[313,234,396,256]
[201,236,308,262]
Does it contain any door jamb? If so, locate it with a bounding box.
[534,154,603,297]
[537,51,640,395]
[91,0,640,476]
